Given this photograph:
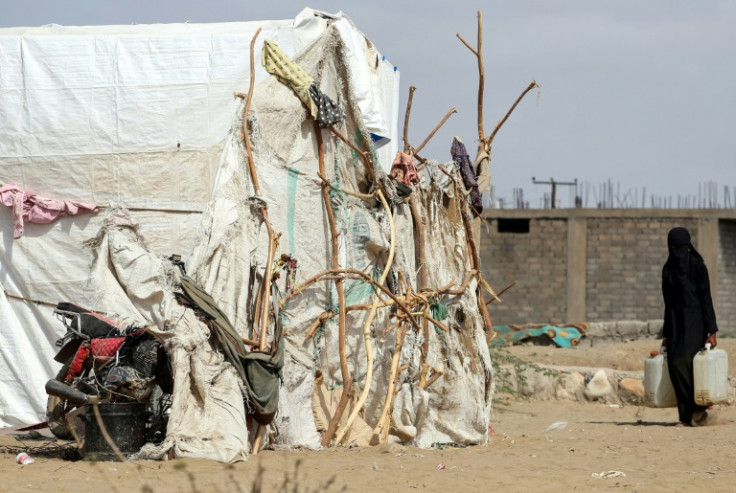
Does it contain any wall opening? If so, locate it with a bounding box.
[497,218,530,233]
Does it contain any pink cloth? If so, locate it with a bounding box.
[0,185,98,239]
[390,151,420,185]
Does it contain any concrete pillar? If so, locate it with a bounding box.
[567,217,587,322]
[697,218,719,310]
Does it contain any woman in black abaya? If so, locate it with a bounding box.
[661,227,718,426]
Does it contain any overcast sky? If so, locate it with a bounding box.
[3,1,735,208]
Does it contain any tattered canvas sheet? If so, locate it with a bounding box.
[388,167,493,447]
[85,208,248,463]
[184,28,395,449]
[0,8,400,428]
[184,23,491,451]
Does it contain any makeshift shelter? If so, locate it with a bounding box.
[0,8,493,461]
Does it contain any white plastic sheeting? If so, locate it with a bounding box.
[0,7,492,459]
[0,8,400,428]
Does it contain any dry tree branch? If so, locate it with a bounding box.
[317,173,375,200]
[282,269,421,332]
[235,27,276,352]
[455,33,478,56]
[457,10,485,142]
[304,311,335,340]
[371,322,408,443]
[329,126,378,184]
[236,27,263,193]
[403,86,417,153]
[459,200,494,338]
[485,280,517,305]
[413,108,458,155]
[487,80,539,147]
[334,188,395,445]
[313,121,354,448]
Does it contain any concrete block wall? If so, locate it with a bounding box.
[480,218,568,325]
[718,220,736,331]
[479,209,736,332]
[585,218,697,322]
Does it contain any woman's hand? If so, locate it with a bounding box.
[705,332,717,349]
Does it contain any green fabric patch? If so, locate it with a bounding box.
[430,301,448,321]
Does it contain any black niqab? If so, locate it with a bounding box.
[662,227,718,423]
[661,227,717,357]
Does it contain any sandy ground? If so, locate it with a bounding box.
[2,340,735,492]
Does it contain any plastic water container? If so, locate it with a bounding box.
[644,351,677,408]
[693,343,729,406]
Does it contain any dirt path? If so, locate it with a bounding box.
[2,340,734,492]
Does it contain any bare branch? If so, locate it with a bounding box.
[242,27,262,194]
[329,126,378,185]
[314,121,353,447]
[485,280,517,305]
[455,33,478,56]
[457,11,486,141]
[413,108,458,155]
[476,10,485,142]
[487,80,539,147]
[403,86,416,153]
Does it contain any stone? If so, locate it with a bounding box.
[619,378,645,402]
[515,366,556,400]
[555,371,585,401]
[584,369,613,401]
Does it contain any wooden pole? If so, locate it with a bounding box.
[371,322,408,443]
[251,424,264,456]
[408,196,428,290]
[334,188,395,445]
[314,121,354,447]
[235,27,277,352]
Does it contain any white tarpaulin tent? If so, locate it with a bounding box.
[0,8,397,429]
[0,8,492,460]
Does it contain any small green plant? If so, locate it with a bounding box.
[490,345,559,404]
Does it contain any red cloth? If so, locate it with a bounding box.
[0,184,98,239]
[390,152,420,185]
